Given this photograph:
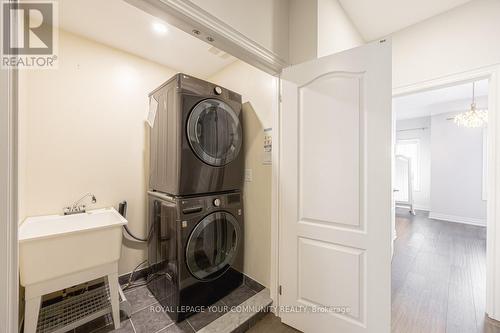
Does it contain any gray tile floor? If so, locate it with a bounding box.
[69,277,264,333]
[391,209,500,333]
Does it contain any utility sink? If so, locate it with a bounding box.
[19,208,127,286]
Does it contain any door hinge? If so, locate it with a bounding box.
[279,285,282,295]
[278,94,282,103]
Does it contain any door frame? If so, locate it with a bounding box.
[270,76,281,313]
[1,0,19,330]
[392,64,500,320]
[0,54,19,333]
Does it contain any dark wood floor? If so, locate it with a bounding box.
[248,313,301,333]
[391,209,500,333]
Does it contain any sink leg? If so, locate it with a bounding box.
[24,296,41,333]
[107,272,121,329]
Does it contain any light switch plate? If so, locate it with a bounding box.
[244,168,253,182]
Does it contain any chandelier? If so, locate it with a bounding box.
[453,81,488,128]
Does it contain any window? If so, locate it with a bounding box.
[396,139,421,191]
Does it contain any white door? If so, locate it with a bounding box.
[394,156,410,202]
[279,40,392,333]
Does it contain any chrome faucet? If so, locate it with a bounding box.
[64,193,97,215]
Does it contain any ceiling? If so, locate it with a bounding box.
[394,79,489,120]
[57,0,236,78]
[56,0,477,75]
[338,0,473,41]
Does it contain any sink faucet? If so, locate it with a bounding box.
[64,193,97,215]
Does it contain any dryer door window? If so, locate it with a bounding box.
[186,211,240,281]
[187,99,242,166]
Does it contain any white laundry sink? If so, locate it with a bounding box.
[19,208,127,286]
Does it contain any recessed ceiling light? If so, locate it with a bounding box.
[152,22,168,35]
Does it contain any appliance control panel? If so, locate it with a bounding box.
[180,192,241,215]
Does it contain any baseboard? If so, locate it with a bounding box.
[413,205,430,211]
[395,204,429,211]
[429,212,486,226]
[118,266,149,286]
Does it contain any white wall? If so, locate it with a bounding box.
[189,0,290,63]
[395,112,487,224]
[392,0,500,88]
[19,28,277,286]
[317,0,364,58]
[288,0,318,65]
[289,0,364,64]
[430,112,487,225]
[18,30,177,274]
[396,117,431,211]
[209,61,276,287]
[190,0,363,65]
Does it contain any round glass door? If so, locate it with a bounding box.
[186,211,240,281]
[187,99,242,166]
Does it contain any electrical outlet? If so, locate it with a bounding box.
[244,168,253,182]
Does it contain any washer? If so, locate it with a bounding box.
[149,73,244,196]
[147,190,244,322]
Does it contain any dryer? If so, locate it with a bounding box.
[147,190,244,322]
[149,74,243,196]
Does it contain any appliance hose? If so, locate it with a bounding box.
[119,201,155,242]
[118,201,164,290]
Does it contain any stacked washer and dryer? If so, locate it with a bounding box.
[147,74,245,322]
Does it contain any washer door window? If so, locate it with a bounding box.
[186,212,240,281]
[187,99,242,166]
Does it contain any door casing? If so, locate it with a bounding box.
[392,65,500,320]
[0,51,19,333]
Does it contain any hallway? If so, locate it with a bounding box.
[391,209,499,332]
